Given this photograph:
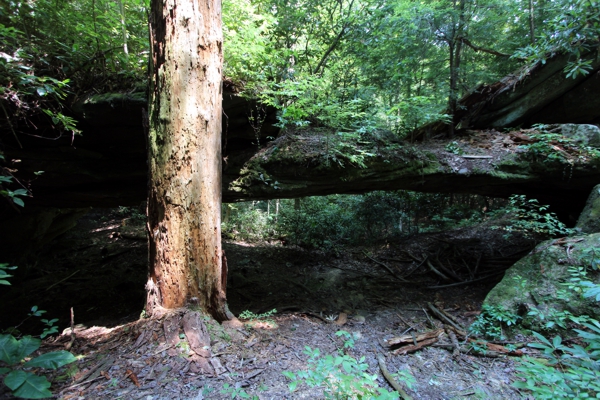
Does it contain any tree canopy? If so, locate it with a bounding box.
[1,0,599,210]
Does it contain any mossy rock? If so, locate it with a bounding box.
[483,233,600,326]
[553,123,600,148]
[576,184,600,234]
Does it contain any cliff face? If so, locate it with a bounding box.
[2,91,279,209]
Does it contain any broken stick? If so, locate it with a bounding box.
[427,303,464,332]
[377,353,413,400]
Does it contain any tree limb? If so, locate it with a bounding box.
[377,353,413,400]
[313,24,348,75]
[459,37,512,57]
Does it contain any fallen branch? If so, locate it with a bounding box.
[66,307,76,351]
[46,270,80,291]
[327,264,377,278]
[392,337,439,355]
[284,278,314,294]
[432,343,501,357]
[427,303,464,332]
[299,311,328,323]
[403,251,423,263]
[400,258,427,279]
[436,306,466,331]
[445,324,468,339]
[65,355,115,391]
[468,339,524,356]
[433,342,523,358]
[433,259,462,282]
[364,252,407,281]
[461,155,492,159]
[426,260,451,281]
[377,353,413,400]
[389,329,444,347]
[445,325,460,358]
[472,253,482,278]
[379,257,413,263]
[426,271,505,289]
[422,308,436,329]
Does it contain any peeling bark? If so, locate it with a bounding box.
[147,0,231,321]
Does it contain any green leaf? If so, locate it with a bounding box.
[4,370,52,399]
[342,360,353,373]
[13,197,25,207]
[12,189,28,196]
[25,351,76,369]
[0,280,10,285]
[552,335,562,348]
[0,335,42,365]
[531,331,552,347]
[0,367,10,374]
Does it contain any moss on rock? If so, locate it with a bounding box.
[576,184,600,234]
[483,233,600,327]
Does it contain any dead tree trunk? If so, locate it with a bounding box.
[147,0,232,321]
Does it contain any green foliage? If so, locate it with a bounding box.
[518,125,600,165]
[0,156,29,208]
[469,304,521,340]
[221,383,259,399]
[511,254,600,398]
[222,0,274,85]
[0,265,74,398]
[0,263,17,285]
[117,205,145,222]
[222,202,275,241]
[238,309,277,322]
[513,0,600,80]
[1,0,148,146]
[444,141,464,155]
[282,330,405,399]
[0,334,77,399]
[223,193,503,249]
[238,309,278,329]
[495,195,573,239]
[514,310,600,398]
[522,257,599,332]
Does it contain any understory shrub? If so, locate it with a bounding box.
[0,265,77,399]
[282,330,414,399]
[490,194,573,239]
[223,192,507,250]
[510,254,600,398]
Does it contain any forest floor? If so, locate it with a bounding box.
[0,208,541,399]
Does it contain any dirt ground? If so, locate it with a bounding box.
[0,208,539,399]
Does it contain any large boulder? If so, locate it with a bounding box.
[576,184,600,234]
[555,124,600,148]
[483,233,600,325]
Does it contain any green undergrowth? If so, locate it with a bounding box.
[471,249,600,398]
[0,265,77,399]
[282,330,413,399]
[223,192,567,252]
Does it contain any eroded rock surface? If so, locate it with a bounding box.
[576,184,600,234]
[484,233,600,325]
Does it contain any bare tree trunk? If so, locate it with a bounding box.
[448,41,456,139]
[147,0,232,321]
[448,0,466,139]
[528,0,535,45]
